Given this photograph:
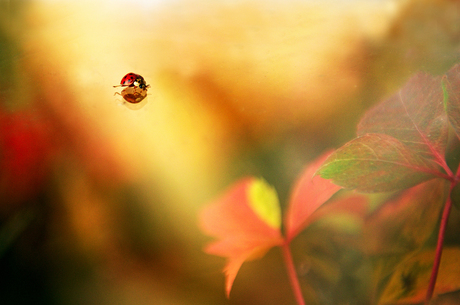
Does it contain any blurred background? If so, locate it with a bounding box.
[0,0,459,304]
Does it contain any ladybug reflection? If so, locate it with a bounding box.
[114,72,150,104]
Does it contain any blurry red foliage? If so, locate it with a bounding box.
[0,108,58,210]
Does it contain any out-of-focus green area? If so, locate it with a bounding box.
[0,0,459,304]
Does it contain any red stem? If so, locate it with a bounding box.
[424,182,454,304]
[282,243,306,305]
[438,158,453,178]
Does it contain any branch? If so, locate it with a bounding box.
[282,243,306,305]
[424,182,455,304]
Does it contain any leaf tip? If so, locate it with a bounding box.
[223,257,246,298]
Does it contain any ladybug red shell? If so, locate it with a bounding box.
[120,72,138,86]
[114,72,150,90]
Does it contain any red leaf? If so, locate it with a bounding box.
[284,151,342,242]
[358,72,448,164]
[363,179,447,256]
[444,64,460,140]
[199,178,283,297]
[317,134,442,192]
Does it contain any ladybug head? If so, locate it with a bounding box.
[135,77,149,90]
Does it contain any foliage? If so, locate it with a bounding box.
[199,63,460,304]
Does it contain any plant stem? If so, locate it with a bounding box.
[282,243,306,305]
[424,184,454,304]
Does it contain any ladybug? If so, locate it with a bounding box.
[114,72,150,90]
[114,73,150,105]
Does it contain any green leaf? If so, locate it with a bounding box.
[317,134,442,193]
[378,247,460,304]
[358,72,448,162]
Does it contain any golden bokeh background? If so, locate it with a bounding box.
[1,0,459,304]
